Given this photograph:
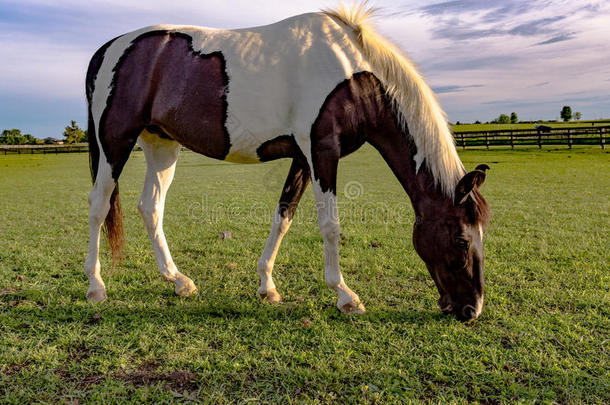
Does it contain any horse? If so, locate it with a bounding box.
[84,4,490,321]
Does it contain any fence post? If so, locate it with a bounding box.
[485,132,489,150]
[461,133,465,149]
[537,130,542,149]
[601,128,605,149]
[567,129,572,149]
[510,131,514,149]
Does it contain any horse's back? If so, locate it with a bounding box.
[89,13,370,163]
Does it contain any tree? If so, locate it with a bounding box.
[510,112,518,124]
[560,106,572,122]
[0,129,37,145]
[492,114,510,124]
[63,120,87,143]
[574,112,582,120]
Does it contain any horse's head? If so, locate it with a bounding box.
[412,165,491,321]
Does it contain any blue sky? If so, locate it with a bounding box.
[1,0,609,138]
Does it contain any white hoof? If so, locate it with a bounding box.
[339,299,366,315]
[86,288,108,303]
[174,275,198,297]
[259,288,282,304]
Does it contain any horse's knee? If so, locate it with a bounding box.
[318,219,339,242]
[277,217,291,236]
[88,199,110,225]
[138,200,159,220]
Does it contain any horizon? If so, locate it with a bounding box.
[1,0,610,138]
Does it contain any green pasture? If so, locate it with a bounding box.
[451,121,610,133]
[0,146,608,403]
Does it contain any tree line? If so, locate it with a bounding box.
[0,121,87,145]
[455,106,584,126]
[490,107,582,124]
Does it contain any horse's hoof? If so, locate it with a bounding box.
[175,276,198,297]
[260,288,281,304]
[339,300,366,315]
[86,289,107,303]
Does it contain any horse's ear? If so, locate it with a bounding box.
[454,165,488,205]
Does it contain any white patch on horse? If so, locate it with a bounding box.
[257,205,292,303]
[137,131,197,296]
[84,158,115,302]
[475,294,484,318]
[311,180,365,314]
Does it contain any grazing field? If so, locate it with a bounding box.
[0,146,608,403]
[451,120,610,133]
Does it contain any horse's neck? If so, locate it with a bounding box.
[367,115,451,217]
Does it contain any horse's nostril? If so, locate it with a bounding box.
[462,305,477,320]
[438,295,453,314]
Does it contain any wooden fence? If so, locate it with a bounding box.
[454,126,609,149]
[1,126,608,154]
[0,144,88,155]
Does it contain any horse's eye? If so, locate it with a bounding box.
[456,238,469,249]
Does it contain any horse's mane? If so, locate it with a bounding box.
[323,3,465,198]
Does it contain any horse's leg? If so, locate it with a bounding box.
[310,156,366,314]
[138,132,197,297]
[84,160,116,302]
[257,158,310,303]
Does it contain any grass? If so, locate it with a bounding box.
[0,146,609,403]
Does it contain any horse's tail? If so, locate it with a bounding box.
[86,38,125,266]
[323,3,465,198]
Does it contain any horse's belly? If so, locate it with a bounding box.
[224,105,293,163]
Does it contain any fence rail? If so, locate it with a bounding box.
[454,126,609,149]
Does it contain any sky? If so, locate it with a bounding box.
[1,0,609,138]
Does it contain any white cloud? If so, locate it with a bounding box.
[0,33,90,98]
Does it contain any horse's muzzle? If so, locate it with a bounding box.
[439,295,483,322]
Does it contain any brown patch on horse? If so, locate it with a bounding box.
[99,30,231,180]
[256,135,301,162]
[310,72,386,193]
[277,158,310,220]
[257,135,310,220]
[256,135,311,219]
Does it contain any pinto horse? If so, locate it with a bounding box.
[84,5,490,321]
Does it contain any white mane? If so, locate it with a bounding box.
[323,3,465,197]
